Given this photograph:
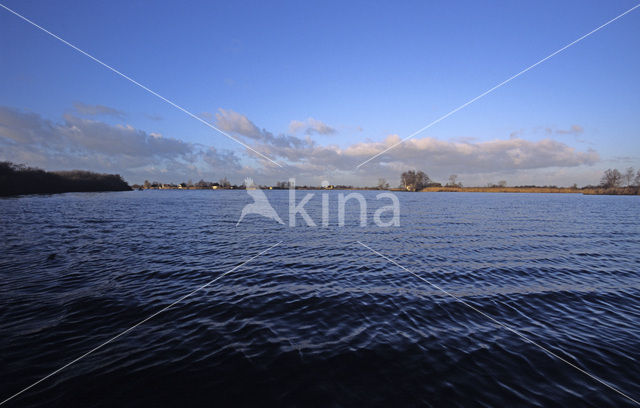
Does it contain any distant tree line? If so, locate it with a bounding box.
[486,180,507,188]
[398,167,640,194]
[0,162,131,196]
[600,167,640,188]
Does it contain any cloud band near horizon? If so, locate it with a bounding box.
[0,105,603,186]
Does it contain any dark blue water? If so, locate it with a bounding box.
[1,191,639,407]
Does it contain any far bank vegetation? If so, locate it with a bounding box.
[399,168,640,195]
[0,162,131,196]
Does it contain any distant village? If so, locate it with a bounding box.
[131,167,640,196]
[131,178,361,191]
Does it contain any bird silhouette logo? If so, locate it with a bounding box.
[236,178,284,226]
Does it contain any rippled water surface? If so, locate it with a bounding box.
[1,190,639,407]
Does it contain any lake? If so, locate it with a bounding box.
[1,191,639,406]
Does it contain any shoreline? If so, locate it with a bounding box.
[415,186,639,195]
[132,186,639,196]
[4,184,639,197]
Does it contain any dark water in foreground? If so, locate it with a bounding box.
[1,191,639,407]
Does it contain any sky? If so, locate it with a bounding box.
[1,0,639,186]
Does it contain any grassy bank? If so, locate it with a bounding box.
[417,186,639,195]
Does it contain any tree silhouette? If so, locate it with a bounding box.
[0,162,131,196]
[600,169,622,188]
[400,170,431,191]
[624,167,635,187]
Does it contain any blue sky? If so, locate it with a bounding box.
[1,0,639,186]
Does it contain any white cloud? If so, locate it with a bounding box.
[289,117,336,135]
[0,106,241,183]
[288,119,306,134]
[0,106,604,186]
[215,108,262,139]
[258,133,598,173]
[73,102,126,119]
[555,124,584,135]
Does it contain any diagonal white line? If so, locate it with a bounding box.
[0,3,282,168]
[0,241,282,406]
[357,240,640,406]
[356,3,640,169]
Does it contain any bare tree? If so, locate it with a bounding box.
[377,178,389,190]
[600,169,622,188]
[195,179,210,188]
[497,180,507,187]
[401,171,414,190]
[447,174,460,187]
[416,171,430,189]
[624,167,635,187]
[635,169,640,187]
[219,177,230,188]
[401,170,431,191]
